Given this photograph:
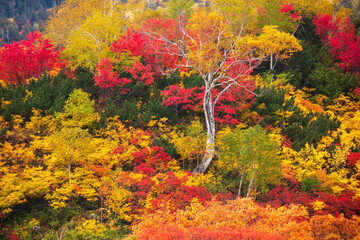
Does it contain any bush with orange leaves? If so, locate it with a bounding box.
[131,198,312,239]
[136,225,283,240]
[309,214,360,239]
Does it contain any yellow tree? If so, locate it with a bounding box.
[45,0,145,70]
[257,25,303,70]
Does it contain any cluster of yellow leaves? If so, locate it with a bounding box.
[281,143,349,194]
[175,170,216,188]
[186,10,233,73]
[46,0,145,70]
[0,167,54,214]
[170,120,206,170]
[288,0,341,16]
[107,185,133,222]
[257,26,302,67]
[284,85,325,113]
[75,219,108,238]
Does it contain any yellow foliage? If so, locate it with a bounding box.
[0,141,36,167]
[46,184,74,210]
[312,200,326,211]
[257,25,302,68]
[45,0,145,47]
[25,108,55,136]
[172,170,216,187]
[288,0,340,16]
[75,219,107,238]
[186,10,233,73]
[281,142,350,194]
[0,79,7,88]
[108,186,133,222]
[336,111,360,151]
[72,168,101,202]
[0,167,55,215]
[0,98,11,110]
[63,10,125,71]
[170,120,206,170]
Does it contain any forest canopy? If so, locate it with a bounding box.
[1,0,360,239]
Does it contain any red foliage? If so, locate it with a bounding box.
[149,171,213,210]
[94,57,131,89]
[132,146,172,176]
[116,169,213,215]
[137,225,284,240]
[260,184,360,218]
[215,192,236,202]
[0,31,61,86]
[161,81,258,125]
[280,4,294,13]
[142,18,181,71]
[313,14,360,76]
[347,152,360,169]
[98,22,181,89]
[6,231,21,240]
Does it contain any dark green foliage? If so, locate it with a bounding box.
[253,87,340,151]
[308,56,359,99]
[287,19,358,99]
[300,176,321,192]
[100,97,178,128]
[74,68,101,100]
[153,136,179,159]
[0,0,63,44]
[288,44,322,89]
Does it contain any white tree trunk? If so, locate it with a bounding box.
[193,87,216,174]
[246,162,256,198]
[237,169,245,198]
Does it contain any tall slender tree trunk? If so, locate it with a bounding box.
[237,169,245,198]
[68,160,71,186]
[193,87,216,174]
[246,162,256,198]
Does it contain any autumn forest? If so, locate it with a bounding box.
[1,0,360,239]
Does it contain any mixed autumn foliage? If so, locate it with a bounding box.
[1,0,360,239]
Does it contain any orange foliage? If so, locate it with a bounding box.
[136,225,283,240]
[299,99,325,113]
[132,198,312,239]
[309,215,360,239]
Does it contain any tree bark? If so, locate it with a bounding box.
[246,162,256,198]
[193,86,216,174]
[237,169,245,198]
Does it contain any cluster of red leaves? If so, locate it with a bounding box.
[110,146,213,214]
[280,4,301,20]
[137,225,283,240]
[132,146,172,176]
[94,57,131,90]
[161,82,256,125]
[95,19,181,89]
[313,14,360,76]
[347,152,360,175]
[115,170,213,215]
[260,183,360,218]
[0,31,61,86]
[348,152,360,168]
